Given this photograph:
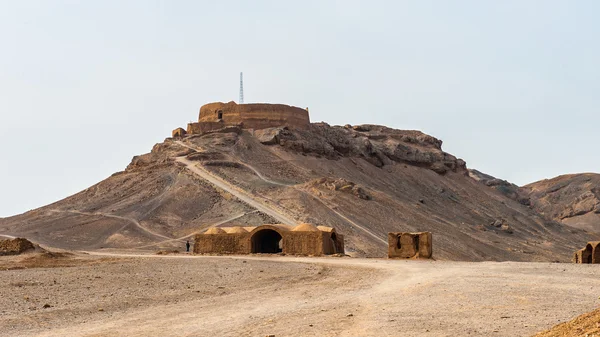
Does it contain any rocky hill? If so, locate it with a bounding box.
[521,174,600,233]
[0,123,592,261]
[471,170,600,234]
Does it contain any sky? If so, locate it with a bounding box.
[0,0,599,217]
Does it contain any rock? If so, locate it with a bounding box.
[517,197,531,206]
[264,123,467,173]
[254,127,286,145]
[468,169,522,200]
[501,224,514,234]
[309,178,371,200]
[558,191,599,219]
[42,304,52,309]
[431,162,448,174]
[347,313,354,317]
[352,125,370,132]
[484,179,512,187]
[255,127,297,146]
[518,173,600,227]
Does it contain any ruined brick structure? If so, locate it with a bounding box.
[181,101,310,135]
[573,241,600,263]
[0,238,35,256]
[388,232,432,259]
[194,223,343,256]
[171,127,187,138]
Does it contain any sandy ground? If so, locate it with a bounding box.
[1,253,600,337]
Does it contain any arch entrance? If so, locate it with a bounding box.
[251,229,283,253]
[583,244,594,264]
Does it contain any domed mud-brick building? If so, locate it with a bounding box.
[194,223,344,256]
[182,101,310,135]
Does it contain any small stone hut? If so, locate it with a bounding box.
[172,127,187,138]
[573,241,600,264]
[388,232,432,259]
[194,223,344,256]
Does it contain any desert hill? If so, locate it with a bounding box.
[470,170,600,234]
[0,123,592,261]
[521,173,600,233]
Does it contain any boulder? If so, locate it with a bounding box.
[309,178,371,200]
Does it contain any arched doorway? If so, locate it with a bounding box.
[251,229,283,253]
[330,232,338,254]
[583,244,594,264]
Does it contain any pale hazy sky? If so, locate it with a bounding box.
[1,1,599,217]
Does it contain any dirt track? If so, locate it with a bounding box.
[1,253,599,337]
[176,156,299,226]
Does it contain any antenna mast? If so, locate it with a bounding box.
[239,72,244,104]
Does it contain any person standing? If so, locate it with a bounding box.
[186,240,190,253]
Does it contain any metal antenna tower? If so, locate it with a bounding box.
[239,72,244,104]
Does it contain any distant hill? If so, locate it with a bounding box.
[521,173,600,234]
[0,123,591,261]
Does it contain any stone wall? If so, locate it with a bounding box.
[388,232,432,259]
[283,232,324,255]
[198,101,310,131]
[194,233,250,254]
[187,122,226,135]
[0,238,35,256]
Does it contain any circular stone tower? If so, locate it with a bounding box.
[198,101,310,130]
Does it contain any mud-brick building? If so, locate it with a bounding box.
[388,232,432,259]
[172,127,187,138]
[194,223,344,256]
[573,241,600,264]
[181,101,310,135]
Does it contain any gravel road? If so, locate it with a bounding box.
[1,253,599,336]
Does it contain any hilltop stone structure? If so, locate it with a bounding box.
[388,232,432,259]
[194,223,344,256]
[175,101,310,136]
[172,127,186,138]
[573,241,600,264]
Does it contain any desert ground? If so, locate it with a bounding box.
[1,251,599,337]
